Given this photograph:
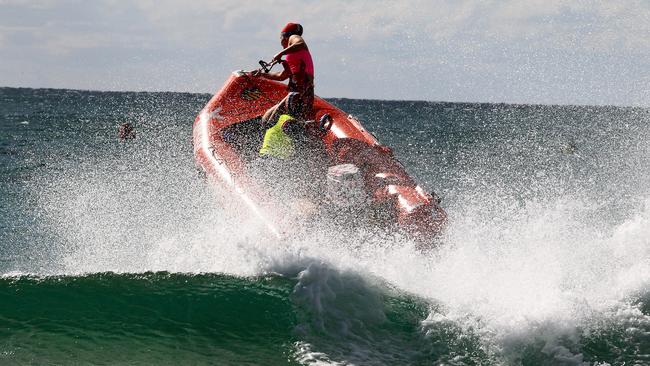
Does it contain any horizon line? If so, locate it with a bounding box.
[1,85,647,110]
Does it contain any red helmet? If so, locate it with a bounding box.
[281,22,303,37]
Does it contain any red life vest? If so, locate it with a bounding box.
[283,48,314,94]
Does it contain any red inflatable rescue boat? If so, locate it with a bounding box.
[193,71,446,241]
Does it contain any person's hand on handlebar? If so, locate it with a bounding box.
[247,59,279,78]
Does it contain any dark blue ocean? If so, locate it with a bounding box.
[1,86,649,365]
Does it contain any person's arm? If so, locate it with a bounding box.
[258,63,291,81]
[271,35,307,63]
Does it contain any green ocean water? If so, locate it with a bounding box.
[1,87,649,365]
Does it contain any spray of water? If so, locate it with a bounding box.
[16,103,650,364]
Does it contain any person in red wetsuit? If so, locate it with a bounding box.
[253,22,315,124]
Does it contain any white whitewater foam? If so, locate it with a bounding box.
[21,109,650,364]
[32,149,650,363]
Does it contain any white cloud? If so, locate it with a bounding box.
[1,0,649,105]
[0,0,58,8]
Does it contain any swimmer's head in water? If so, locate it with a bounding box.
[118,122,136,140]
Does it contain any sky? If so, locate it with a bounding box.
[1,0,649,106]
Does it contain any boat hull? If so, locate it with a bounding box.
[193,72,447,240]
